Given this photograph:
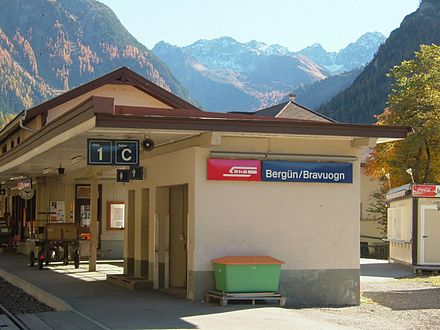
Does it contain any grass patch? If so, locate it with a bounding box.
[360,291,375,305]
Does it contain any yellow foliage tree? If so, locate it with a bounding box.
[366,44,440,187]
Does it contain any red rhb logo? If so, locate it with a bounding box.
[412,185,437,197]
[207,159,261,181]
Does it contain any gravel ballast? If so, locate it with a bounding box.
[297,279,440,329]
[0,277,53,314]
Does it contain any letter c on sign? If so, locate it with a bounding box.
[121,148,132,161]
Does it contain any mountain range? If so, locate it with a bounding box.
[318,0,439,123]
[152,33,385,112]
[1,0,430,125]
[0,0,386,117]
[0,0,193,115]
[296,32,386,74]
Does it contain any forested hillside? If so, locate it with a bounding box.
[318,0,439,124]
[0,0,192,118]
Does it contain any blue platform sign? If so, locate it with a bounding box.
[115,141,139,165]
[87,139,139,166]
[88,140,112,165]
[262,161,352,183]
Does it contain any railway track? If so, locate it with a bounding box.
[0,304,28,330]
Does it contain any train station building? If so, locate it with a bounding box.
[0,67,411,306]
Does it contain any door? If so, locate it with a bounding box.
[169,185,188,288]
[421,205,440,264]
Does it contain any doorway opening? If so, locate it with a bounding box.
[156,184,188,297]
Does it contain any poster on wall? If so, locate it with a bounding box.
[50,201,65,222]
[80,205,91,227]
[109,203,125,229]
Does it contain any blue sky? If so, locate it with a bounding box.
[99,0,420,52]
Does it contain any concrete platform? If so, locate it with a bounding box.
[0,252,352,329]
[106,274,153,290]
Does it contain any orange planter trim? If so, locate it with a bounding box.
[211,256,285,265]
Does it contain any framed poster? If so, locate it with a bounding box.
[107,202,125,229]
[49,201,65,222]
[80,205,90,226]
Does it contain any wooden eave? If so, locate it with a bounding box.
[0,97,412,171]
[96,105,412,139]
[0,67,199,144]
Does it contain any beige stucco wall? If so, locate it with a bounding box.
[361,220,381,240]
[123,135,363,302]
[47,84,172,123]
[125,147,196,281]
[194,137,360,271]
[360,167,383,244]
[388,198,413,264]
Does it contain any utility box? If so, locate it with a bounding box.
[211,256,284,292]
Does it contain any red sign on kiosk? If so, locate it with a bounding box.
[412,184,440,197]
[207,159,261,181]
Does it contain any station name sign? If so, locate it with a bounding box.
[262,160,352,183]
[412,184,440,197]
[88,139,139,166]
[207,159,352,183]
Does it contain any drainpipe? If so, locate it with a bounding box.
[19,109,37,133]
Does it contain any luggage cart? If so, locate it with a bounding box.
[29,223,80,270]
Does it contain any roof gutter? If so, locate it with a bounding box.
[19,109,37,133]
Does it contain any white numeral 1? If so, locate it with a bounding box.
[97,147,103,161]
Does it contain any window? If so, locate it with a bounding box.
[17,136,20,145]
[2,145,6,154]
[10,140,14,149]
[107,202,125,229]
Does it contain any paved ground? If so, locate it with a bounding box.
[360,258,414,282]
[0,253,348,329]
[0,254,439,329]
[300,259,440,329]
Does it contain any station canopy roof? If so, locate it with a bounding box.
[0,67,412,183]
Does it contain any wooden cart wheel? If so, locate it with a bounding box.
[29,251,35,267]
[74,251,80,269]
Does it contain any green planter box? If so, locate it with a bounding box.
[211,256,284,293]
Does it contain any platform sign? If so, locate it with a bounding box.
[262,161,352,183]
[88,140,112,165]
[87,139,139,166]
[207,159,261,181]
[116,169,130,182]
[129,166,144,180]
[115,141,139,165]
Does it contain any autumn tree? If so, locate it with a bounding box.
[366,44,440,187]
